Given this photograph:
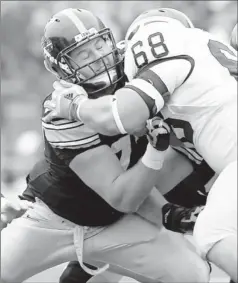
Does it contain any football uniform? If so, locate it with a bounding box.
[121,19,237,261]
[2,95,210,283]
[123,19,237,174]
[25,94,148,227]
[194,160,237,258]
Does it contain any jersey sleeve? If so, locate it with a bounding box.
[124,58,193,116]
[42,98,103,164]
[42,118,103,164]
[42,119,101,149]
[124,22,194,115]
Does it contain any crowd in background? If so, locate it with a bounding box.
[1,1,237,198]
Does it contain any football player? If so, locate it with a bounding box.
[43,8,237,282]
[1,8,210,283]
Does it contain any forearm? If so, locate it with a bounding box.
[111,147,167,213]
[136,187,167,227]
[72,88,150,136]
[76,96,120,136]
[112,162,159,213]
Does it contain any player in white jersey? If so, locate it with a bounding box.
[43,8,237,281]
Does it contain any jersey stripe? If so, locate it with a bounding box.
[125,78,165,115]
[182,145,203,161]
[43,120,101,149]
[53,138,101,148]
[138,69,170,102]
[42,120,83,130]
[48,134,100,146]
[173,146,203,165]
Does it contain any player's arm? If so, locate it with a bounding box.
[51,117,171,213]
[77,88,151,135]
[69,143,168,213]
[43,59,191,136]
[42,115,169,213]
[79,57,191,135]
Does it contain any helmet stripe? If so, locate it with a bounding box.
[62,8,87,33]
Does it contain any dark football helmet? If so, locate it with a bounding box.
[41,8,124,97]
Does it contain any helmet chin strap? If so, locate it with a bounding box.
[81,69,118,97]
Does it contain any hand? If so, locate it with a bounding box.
[1,198,33,229]
[146,117,171,151]
[162,202,204,234]
[42,80,89,123]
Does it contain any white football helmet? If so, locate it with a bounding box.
[126,8,194,41]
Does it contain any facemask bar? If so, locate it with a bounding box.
[56,28,124,95]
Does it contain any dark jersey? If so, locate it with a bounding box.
[22,95,148,227]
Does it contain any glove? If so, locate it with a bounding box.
[162,202,204,234]
[42,80,88,123]
[1,197,33,229]
[146,117,171,151]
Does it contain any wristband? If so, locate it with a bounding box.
[111,96,127,134]
[142,143,167,170]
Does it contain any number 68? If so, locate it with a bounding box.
[131,32,169,68]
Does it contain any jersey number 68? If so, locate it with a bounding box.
[131,32,169,68]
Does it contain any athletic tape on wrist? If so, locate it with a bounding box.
[142,143,167,170]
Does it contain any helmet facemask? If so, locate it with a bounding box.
[55,28,124,98]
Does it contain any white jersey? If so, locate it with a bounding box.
[123,20,237,171]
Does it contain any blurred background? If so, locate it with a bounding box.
[1,0,237,198]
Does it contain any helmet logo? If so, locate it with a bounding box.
[74,28,98,42]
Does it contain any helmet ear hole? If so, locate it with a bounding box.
[51,66,57,72]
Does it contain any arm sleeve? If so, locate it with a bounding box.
[124,57,193,116]
[42,110,103,165]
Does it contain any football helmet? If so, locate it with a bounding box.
[42,8,124,96]
[126,8,194,41]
